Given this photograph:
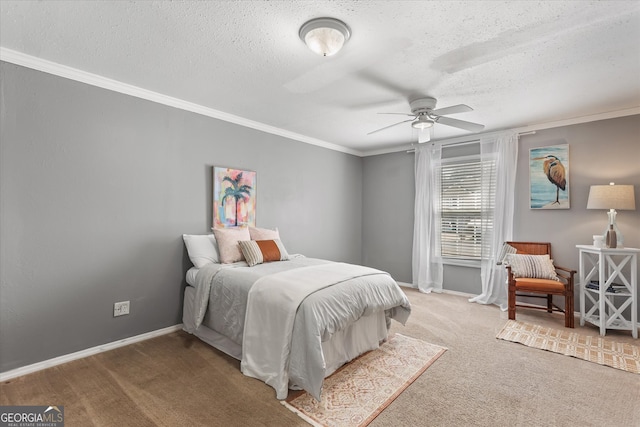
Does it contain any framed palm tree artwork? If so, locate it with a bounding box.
[529,144,570,209]
[213,166,256,228]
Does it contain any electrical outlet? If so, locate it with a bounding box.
[114,301,130,317]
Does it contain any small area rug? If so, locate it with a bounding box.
[497,320,640,374]
[282,334,446,427]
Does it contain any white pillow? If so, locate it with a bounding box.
[182,234,220,268]
[212,227,251,264]
[249,226,280,240]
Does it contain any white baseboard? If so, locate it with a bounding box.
[0,324,183,382]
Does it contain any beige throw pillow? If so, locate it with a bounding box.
[212,227,251,264]
[249,226,280,240]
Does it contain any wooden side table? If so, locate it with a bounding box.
[576,245,638,339]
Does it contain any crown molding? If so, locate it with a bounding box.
[515,106,640,134]
[0,48,364,157]
[3,48,637,159]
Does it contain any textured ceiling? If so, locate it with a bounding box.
[1,1,639,155]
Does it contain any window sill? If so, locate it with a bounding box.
[441,258,481,268]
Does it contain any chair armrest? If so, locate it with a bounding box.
[554,265,575,289]
[554,265,576,275]
[505,265,516,284]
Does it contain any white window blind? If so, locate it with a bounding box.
[440,156,496,259]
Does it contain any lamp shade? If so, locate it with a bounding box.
[299,18,351,56]
[586,183,636,210]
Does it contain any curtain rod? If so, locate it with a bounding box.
[406,130,536,153]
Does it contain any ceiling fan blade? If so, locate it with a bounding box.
[367,119,414,135]
[436,116,485,132]
[431,104,473,116]
[378,112,416,116]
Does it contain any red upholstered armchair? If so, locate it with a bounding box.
[504,242,576,328]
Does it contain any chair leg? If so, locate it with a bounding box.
[508,286,516,320]
[547,294,553,313]
[565,294,574,328]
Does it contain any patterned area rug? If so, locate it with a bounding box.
[497,320,640,374]
[282,334,446,427]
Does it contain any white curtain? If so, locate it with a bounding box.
[469,131,519,309]
[412,143,443,293]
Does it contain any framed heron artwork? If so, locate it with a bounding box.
[213,166,256,228]
[529,144,570,209]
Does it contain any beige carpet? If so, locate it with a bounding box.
[2,289,639,426]
[497,320,640,374]
[282,334,446,427]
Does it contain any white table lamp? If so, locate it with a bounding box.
[587,183,636,248]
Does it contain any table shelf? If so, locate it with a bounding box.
[584,287,632,297]
[576,245,638,339]
[582,314,633,330]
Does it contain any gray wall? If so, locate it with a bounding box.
[0,62,362,372]
[362,151,415,283]
[363,114,640,306]
[514,118,640,267]
[2,59,638,373]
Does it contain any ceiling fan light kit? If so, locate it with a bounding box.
[368,96,485,138]
[411,116,434,130]
[299,17,351,56]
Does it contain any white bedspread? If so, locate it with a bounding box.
[241,263,389,399]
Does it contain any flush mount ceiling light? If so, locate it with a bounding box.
[299,17,351,56]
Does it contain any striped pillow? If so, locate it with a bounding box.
[496,242,517,265]
[505,254,559,281]
[238,239,289,267]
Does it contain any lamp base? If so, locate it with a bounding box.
[606,225,617,248]
[603,210,624,248]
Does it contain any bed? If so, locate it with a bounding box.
[181,229,411,401]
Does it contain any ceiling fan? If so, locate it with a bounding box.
[367,97,485,135]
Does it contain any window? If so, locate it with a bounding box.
[439,154,496,260]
